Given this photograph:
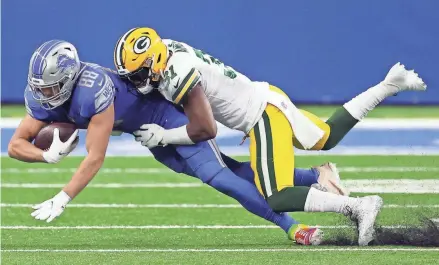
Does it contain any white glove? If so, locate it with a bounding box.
[43,128,79,164]
[31,191,71,223]
[133,124,165,149]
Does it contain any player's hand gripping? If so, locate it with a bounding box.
[42,128,79,164]
[31,191,71,223]
[133,124,166,149]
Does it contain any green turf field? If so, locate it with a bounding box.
[2,156,439,264]
[3,104,439,118]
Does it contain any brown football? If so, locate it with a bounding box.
[34,123,78,150]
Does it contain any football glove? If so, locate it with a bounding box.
[133,124,166,149]
[31,191,71,223]
[42,128,79,164]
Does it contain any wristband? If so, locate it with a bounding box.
[54,190,72,205]
[42,150,58,164]
[162,126,195,145]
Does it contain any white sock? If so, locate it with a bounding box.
[304,187,358,215]
[343,82,399,120]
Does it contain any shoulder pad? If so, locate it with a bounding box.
[159,52,201,105]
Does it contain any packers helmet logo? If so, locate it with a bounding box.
[133,36,151,54]
[114,27,168,76]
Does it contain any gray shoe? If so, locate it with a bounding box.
[345,195,384,246]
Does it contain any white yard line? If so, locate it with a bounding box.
[4,148,439,157]
[1,203,438,209]
[0,225,417,230]
[2,166,439,174]
[0,203,241,208]
[0,183,202,188]
[2,248,439,253]
[344,179,439,193]
[384,204,439,208]
[1,168,172,174]
[338,167,439,173]
[2,179,439,193]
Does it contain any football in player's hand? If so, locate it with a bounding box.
[34,123,78,150]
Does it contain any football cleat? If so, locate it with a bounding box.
[345,195,383,246]
[383,62,427,93]
[289,224,324,246]
[314,162,350,196]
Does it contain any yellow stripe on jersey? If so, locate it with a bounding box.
[172,68,201,105]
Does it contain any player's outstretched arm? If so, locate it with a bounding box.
[182,83,217,142]
[8,114,48,162]
[63,103,114,199]
[31,104,114,223]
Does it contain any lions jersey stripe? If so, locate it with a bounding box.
[173,69,200,104]
[24,96,34,117]
[95,77,115,114]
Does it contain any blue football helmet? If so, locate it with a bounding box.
[28,40,80,109]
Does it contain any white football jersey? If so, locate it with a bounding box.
[158,39,270,133]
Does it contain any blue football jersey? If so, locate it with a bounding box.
[25,62,180,134]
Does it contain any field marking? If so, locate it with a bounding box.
[0,183,202,188]
[338,167,439,173]
[343,179,439,193]
[4,148,439,157]
[2,248,439,253]
[0,225,421,230]
[0,203,241,208]
[3,118,439,129]
[1,168,172,174]
[2,179,439,193]
[3,166,439,175]
[1,203,438,209]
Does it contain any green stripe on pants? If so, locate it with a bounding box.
[254,121,268,198]
[262,112,277,193]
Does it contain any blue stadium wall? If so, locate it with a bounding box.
[2,0,438,104]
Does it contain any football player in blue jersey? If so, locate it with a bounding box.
[9,40,340,245]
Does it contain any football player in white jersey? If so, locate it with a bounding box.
[114,27,426,246]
